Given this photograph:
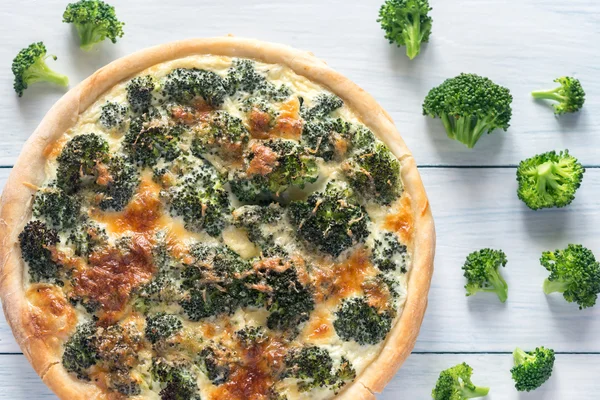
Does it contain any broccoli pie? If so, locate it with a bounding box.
[0,38,434,400]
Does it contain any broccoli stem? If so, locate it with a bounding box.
[543,278,569,294]
[532,88,566,103]
[76,24,103,51]
[461,385,491,398]
[402,14,422,60]
[530,162,562,201]
[26,57,69,87]
[448,116,490,149]
[512,347,528,365]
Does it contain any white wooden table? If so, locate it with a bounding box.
[1,0,599,398]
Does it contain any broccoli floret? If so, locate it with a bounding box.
[56,133,110,194]
[62,322,98,379]
[164,160,231,236]
[124,118,184,167]
[97,157,139,211]
[152,362,201,400]
[516,150,584,210]
[432,362,490,400]
[99,102,129,130]
[145,314,183,344]
[180,286,240,321]
[333,297,392,345]
[511,347,555,392]
[532,77,585,115]
[62,0,124,51]
[187,243,251,280]
[232,204,287,256]
[302,119,375,161]
[199,347,231,385]
[541,244,600,309]
[19,221,61,282]
[289,181,370,258]
[423,73,513,149]
[127,75,156,114]
[372,231,408,273]
[227,59,291,101]
[230,140,319,204]
[67,220,107,258]
[462,248,508,303]
[377,0,433,60]
[109,372,141,396]
[162,68,228,107]
[343,142,402,205]
[11,42,69,97]
[264,266,315,332]
[190,111,249,159]
[284,346,355,392]
[235,326,268,348]
[33,187,80,230]
[302,93,344,121]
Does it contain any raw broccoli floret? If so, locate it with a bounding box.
[423,73,513,148]
[377,0,433,60]
[152,362,201,400]
[289,181,370,257]
[62,0,124,51]
[432,362,490,400]
[62,322,98,379]
[19,220,61,282]
[284,346,355,392]
[162,68,228,107]
[532,77,585,115]
[541,244,600,309]
[462,248,509,303]
[11,42,69,97]
[145,313,183,344]
[124,117,184,167]
[163,160,231,237]
[99,102,128,129]
[516,150,585,210]
[343,142,402,205]
[190,111,249,158]
[301,119,375,161]
[126,75,156,114]
[333,297,392,345]
[97,157,139,211]
[301,93,344,121]
[372,231,408,273]
[230,140,319,204]
[33,187,80,229]
[56,133,110,194]
[511,347,555,392]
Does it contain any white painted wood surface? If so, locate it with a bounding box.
[0,0,599,398]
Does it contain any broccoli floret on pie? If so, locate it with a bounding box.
[333,297,393,345]
[56,133,110,194]
[162,68,228,107]
[19,220,61,282]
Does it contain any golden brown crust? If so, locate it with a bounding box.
[0,37,435,399]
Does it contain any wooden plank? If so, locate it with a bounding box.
[0,353,596,399]
[0,0,598,166]
[380,353,600,399]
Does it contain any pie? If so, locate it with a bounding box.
[0,38,435,400]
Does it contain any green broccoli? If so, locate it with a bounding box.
[99,102,129,130]
[33,187,80,230]
[301,119,375,161]
[377,0,433,60]
[462,249,508,303]
[162,68,228,107]
[511,347,555,392]
[11,42,69,97]
[62,322,98,379]
[232,204,289,257]
[432,362,490,400]
[333,297,392,345]
[423,73,513,149]
[289,181,370,257]
[97,157,139,211]
[62,0,124,51]
[284,346,356,392]
[145,314,183,344]
[152,362,201,400]
[67,220,107,259]
[190,111,249,159]
[541,244,600,309]
[230,139,319,204]
[235,326,267,348]
[227,59,291,101]
[301,93,344,121]
[372,231,408,273]
[126,75,156,114]
[199,347,231,385]
[532,77,585,115]
[343,142,402,205]
[124,117,184,167]
[516,150,585,210]
[19,220,61,282]
[56,133,110,194]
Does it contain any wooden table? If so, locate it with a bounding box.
[0,0,598,398]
